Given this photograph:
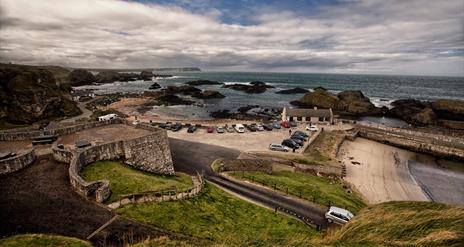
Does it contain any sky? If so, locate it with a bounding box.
[0,0,463,76]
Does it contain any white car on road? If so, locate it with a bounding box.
[269,143,289,152]
[234,124,245,133]
[306,125,318,132]
[325,206,354,225]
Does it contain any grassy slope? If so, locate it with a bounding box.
[118,184,319,246]
[320,201,464,247]
[229,170,365,213]
[80,161,192,203]
[0,234,91,247]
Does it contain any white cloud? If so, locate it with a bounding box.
[0,0,463,76]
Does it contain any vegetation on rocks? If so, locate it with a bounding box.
[81,160,192,203]
[0,234,92,247]
[67,69,96,86]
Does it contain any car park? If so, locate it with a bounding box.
[207,126,215,133]
[269,143,289,152]
[294,131,309,138]
[306,125,318,132]
[272,122,281,129]
[226,125,235,133]
[235,124,245,133]
[187,125,197,133]
[282,139,300,149]
[281,121,290,128]
[217,126,225,133]
[325,206,354,225]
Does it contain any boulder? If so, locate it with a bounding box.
[431,99,464,121]
[411,108,437,125]
[292,89,345,110]
[139,70,154,81]
[0,63,81,124]
[67,69,96,86]
[185,80,223,86]
[275,87,309,94]
[192,90,225,99]
[388,99,430,121]
[223,81,274,94]
[166,85,201,95]
[338,90,376,115]
[95,71,121,84]
[149,82,161,90]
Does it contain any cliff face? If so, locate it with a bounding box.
[0,64,81,124]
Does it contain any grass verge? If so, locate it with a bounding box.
[319,201,464,247]
[80,160,192,203]
[0,234,91,247]
[229,170,365,213]
[118,183,320,246]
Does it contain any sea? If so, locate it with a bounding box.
[75,71,464,126]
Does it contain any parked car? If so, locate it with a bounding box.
[257,124,264,131]
[325,206,354,225]
[171,123,182,131]
[247,125,257,132]
[306,125,318,132]
[132,120,140,125]
[282,139,300,149]
[272,122,281,129]
[187,125,197,133]
[217,126,225,133]
[290,137,304,146]
[165,122,172,130]
[269,143,289,152]
[263,124,273,131]
[291,134,307,142]
[281,121,290,128]
[159,123,167,129]
[235,124,245,133]
[207,126,215,133]
[226,125,235,133]
[294,131,309,138]
[290,121,297,127]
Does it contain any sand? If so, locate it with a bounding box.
[339,138,429,204]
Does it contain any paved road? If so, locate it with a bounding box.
[61,97,99,123]
[169,138,328,227]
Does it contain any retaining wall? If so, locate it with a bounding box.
[0,149,36,175]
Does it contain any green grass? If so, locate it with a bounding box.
[0,121,29,130]
[0,234,91,247]
[320,201,464,247]
[118,184,320,246]
[302,131,346,166]
[229,170,366,213]
[80,160,193,203]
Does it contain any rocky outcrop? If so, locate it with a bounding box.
[139,70,154,81]
[431,99,464,121]
[142,91,194,106]
[411,108,437,125]
[291,88,379,116]
[95,71,139,84]
[166,85,201,95]
[192,90,225,99]
[149,82,161,90]
[223,81,274,94]
[68,69,96,86]
[185,80,223,86]
[275,87,308,94]
[0,64,81,124]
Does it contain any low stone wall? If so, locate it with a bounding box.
[0,149,36,175]
[0,119,122,141]
[357,125,464,160]
[107,174,204,209]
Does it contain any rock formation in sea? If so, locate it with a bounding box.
[191,90,225,99]
[275,87,309,94]
[185,80,223,86]
[223,81,275,94]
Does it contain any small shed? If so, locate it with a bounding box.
[75,140,91,148]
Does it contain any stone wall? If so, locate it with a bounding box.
[107,174,204,209]
[356,124,464,161]
[0,149,36,175]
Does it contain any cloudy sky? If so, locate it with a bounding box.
[0,0,463,76]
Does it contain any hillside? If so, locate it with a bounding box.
[320,201,464,247]
[0,63,80,125]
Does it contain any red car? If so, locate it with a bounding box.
[280,121,290,128]
[207,126,214,133]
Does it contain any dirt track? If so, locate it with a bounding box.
[0,155,169,246]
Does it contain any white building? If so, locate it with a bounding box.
[98,114,118,122]
[71,89,95,101]
[281,107,333,124]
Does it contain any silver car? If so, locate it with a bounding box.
[325,206,354,225]
[269,143,289,152]
[217,126,225,133]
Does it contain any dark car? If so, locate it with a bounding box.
[171,123,182,131]
[282,139,300,149]
[247,125,257,132]
[290,137,304,146]
[263,124,273,131]
[294,131,309,138]
[187,125,197,133]
[291,134,307,142]
[165,122,173,130]
[158,123,167,129]
[272,122,281,129]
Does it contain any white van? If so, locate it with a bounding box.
[234,124,245,133]
[98,113,118,122]
[325,206,354,225]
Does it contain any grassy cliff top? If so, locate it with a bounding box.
[0,234,91,247]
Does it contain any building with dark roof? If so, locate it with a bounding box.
[282,107,333,124]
